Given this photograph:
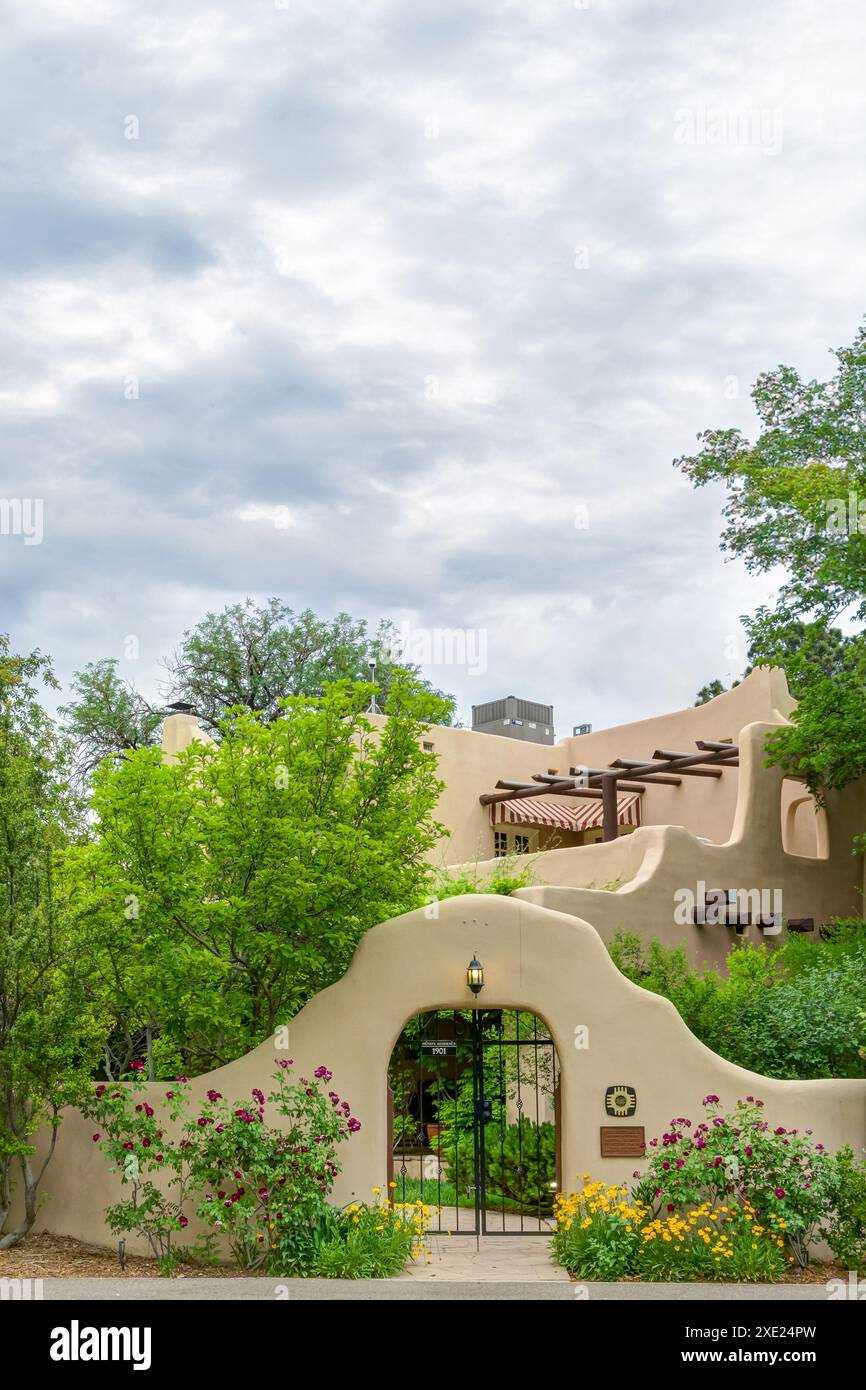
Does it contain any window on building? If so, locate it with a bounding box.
[494,831,508,857]
[423,741,434,752]
[514,834,530,854]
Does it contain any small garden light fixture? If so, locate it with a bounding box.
[466,954,484,995]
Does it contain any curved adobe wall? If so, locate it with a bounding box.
[435,666,798,865]
[23,893,866,1254]
[495,721,866,970]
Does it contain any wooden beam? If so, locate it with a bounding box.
[653,748,738,762]
[604,750,733,780]
[480,780,573,806]
[602,773,618,842]
[611,757,723,778]
[652,757,739,769]
[533,779,647,798]
[570,766,682,787]
[480,778,648,807]
[695,740,738,753]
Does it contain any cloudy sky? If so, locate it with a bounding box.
[2,0,865,733]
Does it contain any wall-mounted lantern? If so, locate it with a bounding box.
[466,954,484,995]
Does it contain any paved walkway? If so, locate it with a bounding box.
[397,1233,568,1282]
[392,1204,566,1283]
[35,1277,836,1300]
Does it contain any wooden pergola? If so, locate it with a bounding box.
[479,740,739,842]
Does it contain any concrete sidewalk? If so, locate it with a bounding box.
[34,1277,837,1300]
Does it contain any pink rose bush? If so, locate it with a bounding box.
[83,1060,361,1275]
[633,1096,838,1267]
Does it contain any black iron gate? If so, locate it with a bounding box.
[388,1008,559,1235]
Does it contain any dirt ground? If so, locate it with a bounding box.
[0,1231,247,1280]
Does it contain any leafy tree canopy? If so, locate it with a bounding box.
[59,658,164,778]
[164,599,454,731]
[694,678,728,706]
[0,636,105,1247]
[62,675,448,1077]
[61,599,456,776]
[676,321,866,798]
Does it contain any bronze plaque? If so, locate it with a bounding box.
[600,1125,645,1158]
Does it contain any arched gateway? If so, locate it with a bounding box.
[188,890,865,1218]
[388,1005,560,1235]
[23,891,866,1252]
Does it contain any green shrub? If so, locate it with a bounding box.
[429,856,534,902]
[551,1180,643,1279]
[608,931,866,1080]
[442,1120,556,1214]
[822,1146,866,1274]
[83,1059,361,1275]
[634,1096,837,1266]
[608,933,721,1038]
[311,1195,429,1277]
[703,952,866,1079]
[480,1120,557,1213]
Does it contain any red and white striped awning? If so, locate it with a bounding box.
[490,794,641,832]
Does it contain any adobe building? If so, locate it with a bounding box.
[12,664,866,1255]
[162,666,865,971]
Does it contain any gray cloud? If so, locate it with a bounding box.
[1,0,863,732]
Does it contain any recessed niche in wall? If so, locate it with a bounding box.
[781,779,829,859]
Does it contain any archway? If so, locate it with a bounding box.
[387,1006,560,1235]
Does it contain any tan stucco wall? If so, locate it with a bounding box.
[20,892,866,1255]
[161,668,799,866]
[159,674,864,979]
[162,712,215,760]
[429,667,798,865]
[498,722,864,970]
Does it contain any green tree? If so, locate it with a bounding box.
[60,600,457,776]
[675,321,866,802]
[694,679,728,705]
[59,658,163,779]
[64,676,448,1076]
[0,638,105,1248]
[694,623,848,707]
[164,600,429,730]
